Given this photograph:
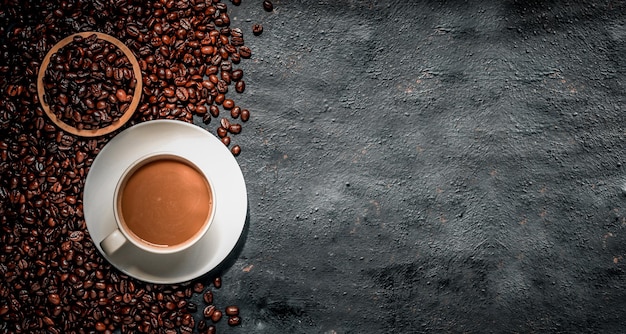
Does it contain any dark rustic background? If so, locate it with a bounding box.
[223,0,626,333]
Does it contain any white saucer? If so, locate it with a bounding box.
[84,120,247,284]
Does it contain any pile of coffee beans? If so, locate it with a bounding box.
[120,0,256,157]
[43,33,137,130]
[0,0,274,332]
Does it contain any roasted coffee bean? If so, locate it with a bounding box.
[68,230,84,242]
[231,69,244,81]
[197,319,207,331]
[96,100,107,110]
[239,46,252,58]
[215,93,226,104]
[235,80,246,93]
[263,0,274,11]
[209,74,219,85]
[212,54,223,67]
[209,105,220,117]
[229,123,242,134]
[211,309,223,323]
[221,136,231,146]
[231,28,243,38]
[175,87,189,101]
[228,316,242,326]
[252,24,263,35]
[186,301,198,313]
[230,106,241,118]
[222,99,235,109]
[193,282,205,293]
[163,87,175,98]
[126,24,140,38]
[193,105,207,115]
[231,145,241,156]
[217,80,228,93]
[225,305,239,316]
[220,118,231,129]
[203,290,214,304]
[241,109,250,122]
[221,70,232,84]
[95,322,107,332]
[217,126,228,138]
[48,293,61,305]
[231,0,241,5]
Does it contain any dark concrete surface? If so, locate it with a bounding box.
[211,1,626,333]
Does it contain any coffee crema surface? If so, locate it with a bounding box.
[118,158,212,247]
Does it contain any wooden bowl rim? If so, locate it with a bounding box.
[37,32,142,137]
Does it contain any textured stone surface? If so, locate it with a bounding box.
[209,1,626,333]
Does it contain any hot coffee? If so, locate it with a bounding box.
[117,155,213,248]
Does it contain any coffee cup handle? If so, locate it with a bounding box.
[100,229,127,255]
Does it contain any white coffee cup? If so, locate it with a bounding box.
[100,152,216,255]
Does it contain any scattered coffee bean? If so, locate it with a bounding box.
[263,0,274,11]
[214,276,222,289]
[203,290,214,304]
[211,309,223,323]
[215,93,226,104]
[253,24,264,36]
[186,301,198,313]
[193,282,205,293]
[220,118,231,129]
[235,80,246,93]
[241,109,251,122]
[198,319,207,331]
[231,69,244,81]
[223,98,235,109]
[231,145,242,156]
[217,126,228,138]
[196,105,208,115]
[229,123,242,134]
[231,106,241,118]
[209,105,220,118]
[239,46,252,58]
[225,305,240,316]
[228,315,242,326]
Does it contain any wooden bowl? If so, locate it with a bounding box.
[37,32,142,137]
